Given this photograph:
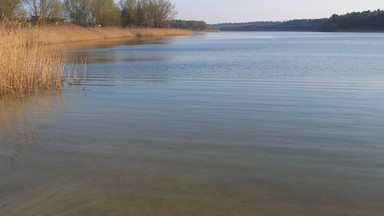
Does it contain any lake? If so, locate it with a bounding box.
[1,32,384,216]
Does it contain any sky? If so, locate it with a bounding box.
[171,0,384,24]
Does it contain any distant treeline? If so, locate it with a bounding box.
[210,10,384,32]
[169,20,207,31]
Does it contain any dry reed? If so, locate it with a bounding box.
[0,23,65,96]
[30,25,192,45]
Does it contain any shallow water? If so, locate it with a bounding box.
[1,32,384,215]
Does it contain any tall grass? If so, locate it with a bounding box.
[128,28,193,37]
[0,23,65,96]
[28,25,192,45]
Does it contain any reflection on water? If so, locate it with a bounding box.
[68,46,168,66]
[63,37,169,51]
[63,38,169,64]
[0,93,64,169]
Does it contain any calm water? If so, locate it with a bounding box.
[1,32,384,215]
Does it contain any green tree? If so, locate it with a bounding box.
[170,20,208,31]
[90,0,120,26]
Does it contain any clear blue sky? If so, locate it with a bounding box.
[171,0,384,24]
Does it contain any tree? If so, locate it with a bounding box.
[120,0,176,28]
[133,0,149,27]
[169,20,208,31]
[0,0,23,20]
[120,0,137,27]
[64,0,120,26]
[64,0,92,26]
[321,10,384,32]
[90,0,120,26]
[147,0,176,28]
[50,0,64,21]
[24,0,63,23]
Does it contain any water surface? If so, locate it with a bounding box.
[1,32,384,216]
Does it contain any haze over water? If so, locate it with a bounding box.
[1,32,384,215]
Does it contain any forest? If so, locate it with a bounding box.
[211,10,384,32]
[169,20,208,31]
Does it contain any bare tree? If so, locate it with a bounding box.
[64,0,92,26]
[120,0,137,27]
[0,0,23,20]
[148,0,176,28]
[90,0,120,26]
[24,0,62,23]
[62,0,176,27]
[120,0,176,28]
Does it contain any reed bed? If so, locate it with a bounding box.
[26,25,192,45]
[128,28,193,38]
[0,23,191,96]
[0,25,65,96]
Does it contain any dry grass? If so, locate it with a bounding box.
[128,28,193,38]
[26,25,192,45]
[0,24,65,96]
[0,23,191,96]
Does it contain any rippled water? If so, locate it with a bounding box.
[1,32,384,215]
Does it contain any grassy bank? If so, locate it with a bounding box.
[0,24,191,96]
[26,25,192,44]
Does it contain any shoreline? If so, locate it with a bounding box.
[1,24,193,96]
[26,25,193,45]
